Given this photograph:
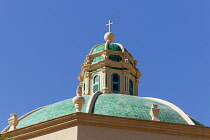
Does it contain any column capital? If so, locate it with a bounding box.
[123,70,129,76]
[136,79,139,84]
[101,68,109,73]
[85,73,90,78]
[102,88,110,94]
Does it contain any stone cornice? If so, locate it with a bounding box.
[81,61,141,76]
[2,112,210,140]
[78,49,141,82]
[88,49,134,60]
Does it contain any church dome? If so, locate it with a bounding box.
[14,94,203,129]
[2,29,204,134]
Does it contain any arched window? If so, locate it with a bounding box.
[129,79,134,95]
[112,73,120,93]
[93,75,100,93]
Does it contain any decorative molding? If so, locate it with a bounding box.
[8,114,19,131]
[2,106,47,132]
[102,88,109,94]
[123,71,129,76]
[85,73,90,78]
[2,113,210,140]
[101,68,108,73]
[86,91,103,113]
[150,104,160,121]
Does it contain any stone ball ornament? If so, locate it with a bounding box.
[72,95,85,112]
[104,32,115,42]
[72,96,85,105]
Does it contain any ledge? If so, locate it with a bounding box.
[2,112,210,140]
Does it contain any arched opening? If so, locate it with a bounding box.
[112,73,120,93]
[93,75,100,93]
[129,79,133,95]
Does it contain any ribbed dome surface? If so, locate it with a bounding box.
[16,96,90,129]
[91,43,122,54]
[16,94,203,129]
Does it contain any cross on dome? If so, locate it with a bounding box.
[106,20,114,32]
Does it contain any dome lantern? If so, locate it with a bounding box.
[77,21,142,96]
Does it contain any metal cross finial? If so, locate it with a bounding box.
[106,20,114,32]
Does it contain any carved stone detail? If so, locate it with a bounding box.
[102,51,109,60]
[85,56,92,65]
[150,104,160,121]
[76,86,82,96]
[85,73,90,78]
[102,88,110,94]
[134,60,138,67]
[8,114,19,131]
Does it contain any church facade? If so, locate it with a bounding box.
[1,29,210,140]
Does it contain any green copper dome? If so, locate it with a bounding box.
[16,96,90,129]
[14,94,203,129]
[91,43,122,54]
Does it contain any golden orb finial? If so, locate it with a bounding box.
[104,32,115,42]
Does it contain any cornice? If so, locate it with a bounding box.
[82,61,141,76]
[2,113,210,140]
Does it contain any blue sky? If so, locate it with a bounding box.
[0,0,210,130]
